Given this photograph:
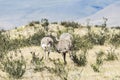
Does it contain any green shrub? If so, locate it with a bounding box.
[91,51,105,72]
[105,48,118,61]
[91,64,100,72]
[111,26,120,29]
[52,59,68,80]
[88,31,106,45]
[61,21,79,28]
[96,51,105,65]
[28,21,40,26]
[72,50,87,66]
[28,30,45,46]
[51,22,58,24]
[73,34,93,51]
[1,53,26,79]
[41,18,49,31]
[66,27,74,34]
[31,52,44,72]
[110,32,120,47]
[0,29,45,52]
[0,31,6,58]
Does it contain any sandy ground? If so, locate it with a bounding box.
[0,45,120,80]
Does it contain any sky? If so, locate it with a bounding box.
[0,0,119,30]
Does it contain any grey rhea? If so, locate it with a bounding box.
[41,37,53,60]
[56,33,73,64]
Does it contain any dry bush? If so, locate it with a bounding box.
[72,50,87,66]
[91,51,105,72]
[105,48,118,61]
[1,53,26,79]
[88,30,106,45]
[73,34,93,51]
[51,59,68,80]
[31,52,44,72]
[91,64,100,72]
[96,51,105,65]
[109,32,120,47]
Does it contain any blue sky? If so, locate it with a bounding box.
[0,0,119,29]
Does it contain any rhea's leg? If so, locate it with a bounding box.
[62,53,67,65]
[48,51,50,59]
[44,51,47,60]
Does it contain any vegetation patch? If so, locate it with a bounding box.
[91,51,105,72]
[72,50,87,66]
[110,32,120,47]
[105,48,118,61]
[61,21,80,28]
[31,52,44,72]
[1,53,26,79]
[73,34,93,51]
[88,31,106,45]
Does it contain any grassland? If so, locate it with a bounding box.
[0,21,120,80]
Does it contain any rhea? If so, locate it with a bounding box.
[56,33,73,64]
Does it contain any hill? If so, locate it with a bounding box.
[79,1,120,27]
[0,21,120,80]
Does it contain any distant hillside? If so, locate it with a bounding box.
[79,1,120,27]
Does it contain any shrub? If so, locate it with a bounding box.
[1,53,26,79]
[51,22,58,24]
[73,34,93,51]
[110,32,120,47]
[105,48,118,61]
[0,29,45,52]
[52,59,68,80]
[88,30,106,45]
[31,52,44,72]
[66,27,74,34]
[91,64,100,72]
[91,51,105,72]
[28,21,40,26]
[96,51,105,65]
[0,31,6,59]
[61,21,79,28]
[28,30,45,46]
[111,26,120,29]
[72,50,87,66]
[41,18,49,31]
